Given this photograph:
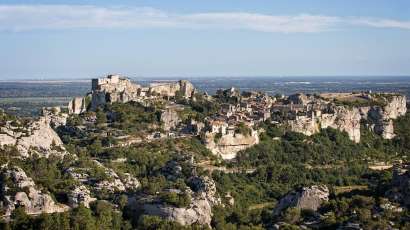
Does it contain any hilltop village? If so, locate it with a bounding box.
[1,74,410,229]
[68,74,406,159]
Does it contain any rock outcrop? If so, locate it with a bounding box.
[204,130,259,160]
[68,185,96,208]
[161,108,181,132]
[273,185,329,216]
[66,160,140,194]
[368,95,407,139]
[288,94,407,143]
[0,116,68,158]
[139,176,221,226]
[41,107,68,128]
[0,166,69,217]
[68,96,89,114]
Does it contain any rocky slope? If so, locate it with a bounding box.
[0,116,68,158]
[66,160,140,195]
[138,176,221,226]
[0,166,69,217]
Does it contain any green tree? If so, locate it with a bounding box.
[70,205,96,230]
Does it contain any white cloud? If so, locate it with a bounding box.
[0,4,409,33]
[349,17,410,30]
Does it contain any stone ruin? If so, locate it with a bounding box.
[68,74,197,114]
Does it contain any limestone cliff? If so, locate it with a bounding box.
[0,116,68,158]
[204,130,259,160]
[161,108,181,132]
[368,95,407,139]
[288,94,407,143]
[68,96,88,114]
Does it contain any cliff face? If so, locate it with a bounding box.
[323,107,362,143]
[161,108,181,132]
[368,95,407,139]
[288,95,407,143]
[68,97,88,114]
[0,116,68,158]
[0,166,69,217]
[204,131,259,160]
[288,107,362,143]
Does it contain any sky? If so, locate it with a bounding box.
[0,0,410,79]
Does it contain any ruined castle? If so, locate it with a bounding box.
[68,74,196,113]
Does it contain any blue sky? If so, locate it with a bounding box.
[0,0,409,79]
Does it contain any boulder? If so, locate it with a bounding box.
[143,198,212,226]
[273,185,329,216]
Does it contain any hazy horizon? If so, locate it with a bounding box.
[2,75,410,81]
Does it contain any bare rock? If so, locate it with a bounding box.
[2,166,35,189]
[0,116,68,158]
[67,161,140,193]
[139,176,220,226]
[1,166,69,217]
[68,96,88,114]
[122,173,141,191]
[68,185,96,208]
[204,130,259,160]
[288,94,407,143]
[273,185,329,216]
[143,198,212,226]
[161,108,181,131]
[41,107,68,128]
